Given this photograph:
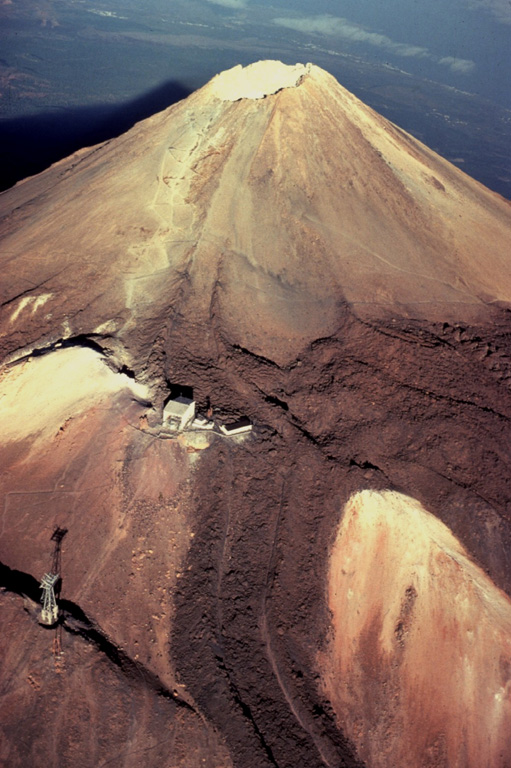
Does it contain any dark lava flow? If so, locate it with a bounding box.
[168,301,511,767]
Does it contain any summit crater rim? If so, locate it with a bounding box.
[209,60,313,102]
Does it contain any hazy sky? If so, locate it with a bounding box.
[201,0,511,107]
[1,0,509,107]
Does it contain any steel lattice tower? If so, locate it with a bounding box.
[39,572,59,626]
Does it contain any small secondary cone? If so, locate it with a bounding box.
[321,490,511,768]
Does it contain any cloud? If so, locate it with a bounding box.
[439,56,476,74]
[205,0,247,7]
[273,15,475,74]
[273,15,429,59]
[467,0,511,24]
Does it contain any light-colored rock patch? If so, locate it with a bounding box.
[178,432,214,451]
[10,293,53,324]
[321,489,511,768]
[0,347,148,442]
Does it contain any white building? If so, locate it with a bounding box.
[219,417,253,436]
[163,396,195,431]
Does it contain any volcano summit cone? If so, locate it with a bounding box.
[1,60,510,371]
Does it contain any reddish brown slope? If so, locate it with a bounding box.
[0,348,231,766]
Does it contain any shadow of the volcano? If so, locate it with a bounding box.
[0,79,192,192]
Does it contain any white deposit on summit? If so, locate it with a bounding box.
[209,60,311,101]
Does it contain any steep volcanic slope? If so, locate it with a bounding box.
[1,61,511,372]
[1,61,511,768]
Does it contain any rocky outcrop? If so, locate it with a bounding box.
[1,61,510,767]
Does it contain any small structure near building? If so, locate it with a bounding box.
[39,572,59,626]
[219,416,253,436]
[191,413,215,430]
[163,395,196,431]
